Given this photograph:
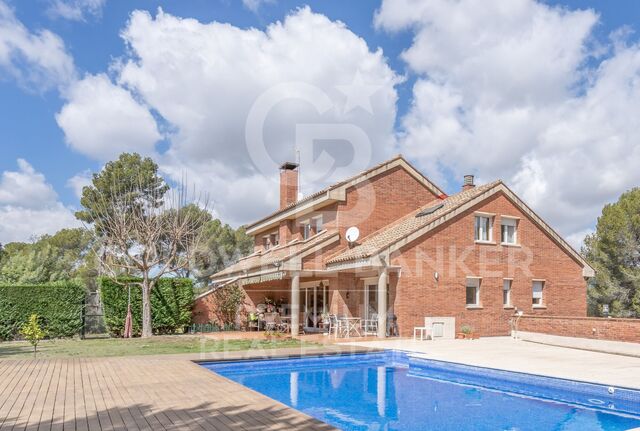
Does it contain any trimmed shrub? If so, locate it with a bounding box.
[99,277,194,336]
[0,282,85,341]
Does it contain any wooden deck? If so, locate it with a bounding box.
[0,355,337,430]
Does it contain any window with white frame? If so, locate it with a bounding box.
[466,277,481,306]
[313,215,323,233]
[532,280,544,306]
[501,217,517,244]
[270,233,279,247]
[475,215,493,242]
[263,235,271,250]
[302,222,312,240]
[503,279,512,306]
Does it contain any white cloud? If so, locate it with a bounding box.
[0,160,79,243]
[377,0,640,246]
[58,7,400,226]
[0,159,58,208]
[242,0,275,13]
[0,0,75,91]
[47,0,106,21]
[56,73,162,160]
[66,169,93,199]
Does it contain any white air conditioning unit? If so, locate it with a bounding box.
[424,317,455,339]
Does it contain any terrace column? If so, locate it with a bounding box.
[291,271,301,336]
[377,268,388,338]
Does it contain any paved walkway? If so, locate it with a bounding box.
[343,337,640,389]
[516,331,640,357]
[0,345,368,431]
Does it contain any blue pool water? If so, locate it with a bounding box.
[202,352,640,431]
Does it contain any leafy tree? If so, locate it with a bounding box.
[584,187,640,317]
[21,314,45,358]
[193,220,253,285]
[75,153,169,232]
[0,229,94,284]
[82,154,208,338]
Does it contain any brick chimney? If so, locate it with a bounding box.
[279,162,299,209]
[462,174,475,191]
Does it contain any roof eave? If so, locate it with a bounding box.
[245,155,444,236]
[327,182,596,277]
[246,190,342,235]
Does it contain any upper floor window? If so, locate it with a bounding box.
[503,279,512,306]
[475,215,493,242]
[501,217,518,245]
[314,215,323,232]
[300,215,323,240]
[532,280,544,306]
[302,222,312,240]
[263,232,280,250]
[466,277,481,306]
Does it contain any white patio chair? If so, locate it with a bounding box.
[334,316,348,338]
[263,312,278,331]
[413,323,431,341]
[363,314,378,336]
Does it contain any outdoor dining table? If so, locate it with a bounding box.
[339,317,362,338]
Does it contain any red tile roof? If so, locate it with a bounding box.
[326,181,501,264]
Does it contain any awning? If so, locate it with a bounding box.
[239,271,286,286]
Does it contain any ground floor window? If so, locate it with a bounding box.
[532,280,544,306]
[503,279,512,306]
[466,277,481,306]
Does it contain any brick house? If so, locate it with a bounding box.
[195,155,594,337]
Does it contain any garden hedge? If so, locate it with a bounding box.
[0,282,85,341]
[99,277,194,336]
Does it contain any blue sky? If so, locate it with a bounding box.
[1,0,640,245]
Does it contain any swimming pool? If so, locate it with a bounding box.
[202,351,640,430]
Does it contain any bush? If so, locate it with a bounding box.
[209,284,246,328]
[99,277,194,336]
[0,282,85,341]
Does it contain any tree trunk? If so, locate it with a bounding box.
[141,278,153,338]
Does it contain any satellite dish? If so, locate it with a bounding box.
[345,226,360,243]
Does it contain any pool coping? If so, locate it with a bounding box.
[201,348,640,419]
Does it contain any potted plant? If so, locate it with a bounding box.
[264,297,275,313]
[457,324,476,340]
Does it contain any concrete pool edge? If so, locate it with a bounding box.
[200,348,640,428]
[339,337,640,390]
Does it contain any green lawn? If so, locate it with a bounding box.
[0,335,313,359]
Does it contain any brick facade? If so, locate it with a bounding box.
[390,191,587,337]
[517,315,640,343]
[200,156,594,339]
